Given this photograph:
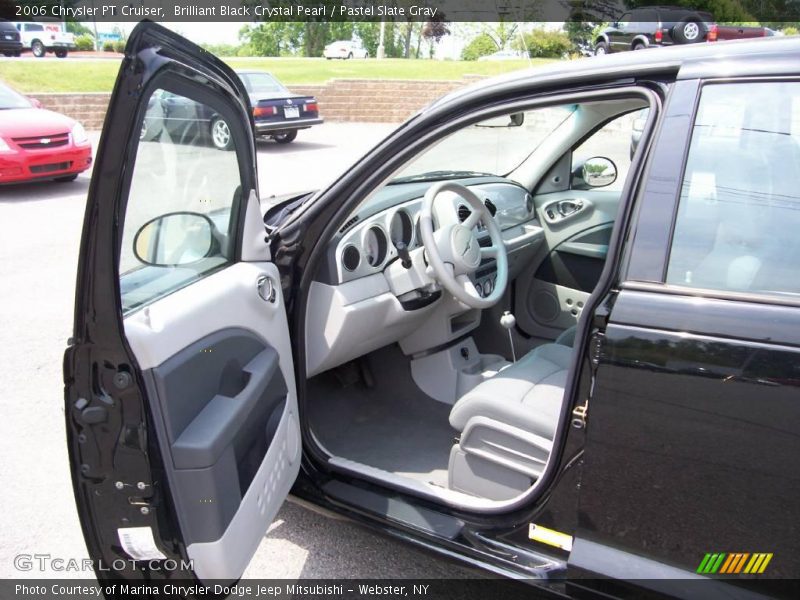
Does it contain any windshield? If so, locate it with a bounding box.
[0,84,32,110]
[239,73,288,95]
[391,105,576,183]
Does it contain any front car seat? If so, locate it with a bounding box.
[447,341,571,500]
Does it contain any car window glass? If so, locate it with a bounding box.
[392,106,575,182]
[573,109,648,192]
[26,24,43,32]
[666,82,800,297]
[0,84,31,109]
[619,13,631,26]
[119,87,243,313]
[240,73,286,94]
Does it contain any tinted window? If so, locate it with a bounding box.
[666,82,800,297]
[25,24,44,32]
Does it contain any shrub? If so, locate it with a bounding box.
[113,40,125,53]
[461,33,497,61]
[102,41,115,52]
[514,29,573,59]
[74,35,94,52]
[783,26,798,36]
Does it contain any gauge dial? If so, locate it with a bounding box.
[364,227,387,266]
[390,210,413,248]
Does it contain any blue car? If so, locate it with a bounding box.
[237,70,323,144]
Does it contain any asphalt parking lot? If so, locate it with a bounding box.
[0,122,476,580]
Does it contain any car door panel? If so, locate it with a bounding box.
[65,22,299,585]
[516,190,619,338]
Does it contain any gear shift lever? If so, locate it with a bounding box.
[500,311,517,362]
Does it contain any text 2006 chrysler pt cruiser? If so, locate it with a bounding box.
[65,22,799,598]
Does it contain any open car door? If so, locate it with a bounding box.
[63,22,300,583]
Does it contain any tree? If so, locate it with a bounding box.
[65,21,92,37]
[461,33,498,60]
[421,17,450,58]
[513,29,573,58]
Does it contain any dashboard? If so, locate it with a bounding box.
[330,178,538,289]
[306,177,544,377]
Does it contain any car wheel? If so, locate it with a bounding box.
[3,52,11,57]
[210,117,233,151]
[273,131,297,144]
[13,51,20,57]
[632,42,646,51]
[31,40,45,58]
[54,174,78,183]
[674,19,703,44]
[594,41,609,55]
[55,49,67,58]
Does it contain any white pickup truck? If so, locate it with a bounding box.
[13,22,75,58]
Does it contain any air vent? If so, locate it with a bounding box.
[339,215,359,234]
[484,198,497,216]
[457,205,471,222]
[342,245,360,271]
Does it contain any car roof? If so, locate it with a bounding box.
[426,36,800,115]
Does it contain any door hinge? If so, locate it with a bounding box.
[571,399,589,429]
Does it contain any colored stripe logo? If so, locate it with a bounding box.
[697,553,773,574]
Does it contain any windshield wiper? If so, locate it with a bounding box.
[389,170,494,185]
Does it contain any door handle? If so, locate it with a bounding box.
[557,200,583,216]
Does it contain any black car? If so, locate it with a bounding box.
[595,5,715,54]
[65,22,799,599]
[0,19,21,57]
[237,70,323,144]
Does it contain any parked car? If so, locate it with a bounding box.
[594,6,715,54]
[478,49,527,61]
[0,19,22,56]
[66,22,800,598]
[13,21,75,58]
[323,39,368,59]
[0,82,91,184]
[237,70,322,143]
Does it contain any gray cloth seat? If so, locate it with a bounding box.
[449,341,572,440]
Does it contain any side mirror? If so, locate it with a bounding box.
[133,212,216,267]
[475,112,525,128]
[581,157,617,188]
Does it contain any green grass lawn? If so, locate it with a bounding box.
[0,57,555,93]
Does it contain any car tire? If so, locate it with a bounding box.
[273,131,297,144]
[13,51,20,57]
[55,49,67,58]
[31,40,45,57]
[3,52,11,57]
[594,41,609,55]
[347,52,353,59]
[54,174,78,183]
[673,19,703,44]
[632,42,646,51]
[210,117,233,151]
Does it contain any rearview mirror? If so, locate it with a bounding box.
[133,212,216,267]
[475,112,525,128]
[582,157,617,188]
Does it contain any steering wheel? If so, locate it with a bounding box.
[419,181,508,309]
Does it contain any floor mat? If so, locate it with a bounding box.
[306,344,455,488]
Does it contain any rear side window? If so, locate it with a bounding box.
[666,82,800,298]
[25,24,44,32]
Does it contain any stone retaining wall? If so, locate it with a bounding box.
[31,76,484,130]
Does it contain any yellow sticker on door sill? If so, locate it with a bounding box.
[528,523,574,552]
